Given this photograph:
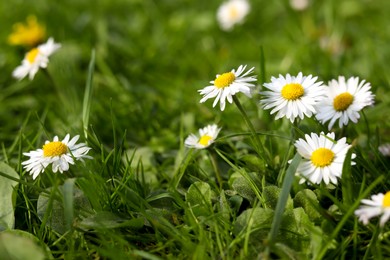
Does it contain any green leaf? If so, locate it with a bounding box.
[37,184,92,234]
[263,185,293,210]
[77,212,144,230]
[185,181,215,217]
[293,189,322,222]
[0,162,19,231]
[234,207,274,237]
[0,230,52,260]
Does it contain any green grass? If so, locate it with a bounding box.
[1,0,390,259]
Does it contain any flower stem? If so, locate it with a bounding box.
[233,95,269,164]
[208,148,223,190]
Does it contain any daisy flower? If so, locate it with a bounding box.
[379,143,390,157]
[260,72,325,123]
[217,0,250,31]
[8,15,46,47]
[199,65,256,111]
[185,124,221,149]
[315,76,375,130]
[12,37,61,80]
[355,191,390,227]
[22,134,92,179]
[294,132,355,185]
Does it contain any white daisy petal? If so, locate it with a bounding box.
[22,134,92,179]
[199,65,256,111]
[12,37,61,81]
[293,132,354,185]
[316,76,375,130]
[184,124,221,149]
[217,0,250,31]
[260,72,325,123]
[355,192,390,227]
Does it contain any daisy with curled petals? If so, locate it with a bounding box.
[315,76,375,130]
[294,132,355,185]
[355,191,390,227]
[22,134,92,179]
[260,72,325,123]
[185,124,221,149]
[199,65,256,111]
[13,37,61,80]
[217,0,250,31]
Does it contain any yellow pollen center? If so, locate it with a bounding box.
[229,7,239,19]
[199,135,213,146]
[281,83,305,100]
[43,141,68,157]
[26,48,39,64]
[214,72,236,89]
[311,148,335,167]
[333,92,354,111]
[383,192,390,207]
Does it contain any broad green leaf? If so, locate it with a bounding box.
[77,211,144,230]
[185,181,215,217]
[0,162,19,231]
[0,230,52,260]
[234,207,274,236]
[293,189,321,222]
[263,185,293,210]
[37,184,92,234]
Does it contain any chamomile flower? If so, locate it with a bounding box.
[199,65,256,111]
[22,134,92,179]
[294,132,355,185]
[315,76,375,130]
[217,0,250,31]
[260,72,325,123]
[379,143,390,157]
[355,191,390,227]
[185,124,221,149]
[12,37,61,80]
[8,15,46,47]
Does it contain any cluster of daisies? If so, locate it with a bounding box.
[8,15,389,228]
[185,64,389,227]
[8,17,92,179]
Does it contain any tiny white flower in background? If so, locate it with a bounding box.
[185,124,221,149]
[199,65,256,111]
[315,76,375,130]
[217,0,250,31]
[12,37,61,80]
[260,72,325,123]
[355,191,390,227]
[294,132,355,185]
[22,134,92,179]
[289,0,309,11]
[379,143,390,157]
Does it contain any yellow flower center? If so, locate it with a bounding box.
[199,135,213,147]
[383,192,390,207]
[311,148,335,167]
[26,48,39,64]
[281,83,305,100]
[43,141,68,157]
[333,92,354,111]
[214,72,236,89]
[229,7,239,19]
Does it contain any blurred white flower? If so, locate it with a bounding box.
[355,192,390,227]
[315,76,375,130]
[289,0,309,11]
[217,0,250,31]
[379,143,390,157]
[12,37,61,80]
[185,124,221,149]
[22,134,92,179]
[260,72,325,123]
[199,65,256,111]
[294,132,355,185]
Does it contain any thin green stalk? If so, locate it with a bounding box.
[232,95,269,164]
[266,153,301,251]
[172,149,194,189]
[208,149,223,189]
[82,49,96,140]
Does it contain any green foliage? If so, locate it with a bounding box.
[1,0,390,258]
